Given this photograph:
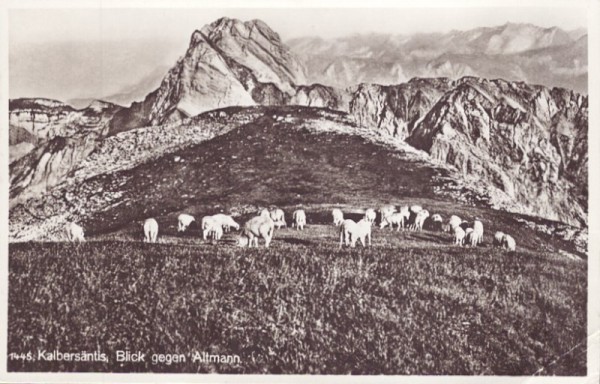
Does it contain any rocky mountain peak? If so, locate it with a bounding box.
[199,17,283,45]
[122,17,307,128]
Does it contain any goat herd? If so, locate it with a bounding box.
[65,204,517,251]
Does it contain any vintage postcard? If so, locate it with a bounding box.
[1,0,598,382]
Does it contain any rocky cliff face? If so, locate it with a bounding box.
[349,78,453,139]
[9,98,122,202]
[405,77,587,226]
[10,134,100,207]
[113,17,308,131]
[290,84,350,111]
[9,98,121,144]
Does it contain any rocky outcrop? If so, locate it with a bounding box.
[10,134,100,207]
[9,98,121,144]
[290,84,350,111]
[113,17,308,131]
[406,77,587,226]
[9,98,123,202]
[349,78,453,138]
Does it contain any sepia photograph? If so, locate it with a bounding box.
[1,0,598,380]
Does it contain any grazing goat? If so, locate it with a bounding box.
[332,209,344,226]
[379,205,396,223]
[502,234,516,251]
[339,219,372,248]
[177,214,195,232]
[454,226,466,246]
[270,208,287,229]
[493,231,505,248]
[380,212,405,231]
[292,209,306,230]
[446,215,462,233]
[364,208,376,223]
[411,209,430,231]
[239,215,275,248]
[211,213,240,233]
[143,218,159,243]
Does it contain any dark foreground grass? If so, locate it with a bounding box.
[8,227,586,375]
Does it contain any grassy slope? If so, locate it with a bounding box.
[9,227,586,374]
[75,108,579,255]
[85,112,444,232]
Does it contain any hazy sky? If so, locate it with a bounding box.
[8,5,589,102]
[10,7,588,44]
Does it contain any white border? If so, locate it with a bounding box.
[0,0,598,383]
[0,0,8,378]
[586,0,600,382]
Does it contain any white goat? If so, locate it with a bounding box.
[270,208,287,229]
[66,222,85,242]
[143,218,159,243]
[493,231,505,248]
[177,214,195,232]
[339,219,372,248]
[411,209,430,231]
[211,213,240,233]
[364,208,376,223]
[332,209,344,226]
[239,215,275,248]
[292,209,306,230]
[454,226,466,246]
[502,234,516,251]
[379,212,405,231]
[446,215,462,233]
[471,220,484,246]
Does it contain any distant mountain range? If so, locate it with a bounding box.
[288,22,587,94]
[21,21,587,109]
